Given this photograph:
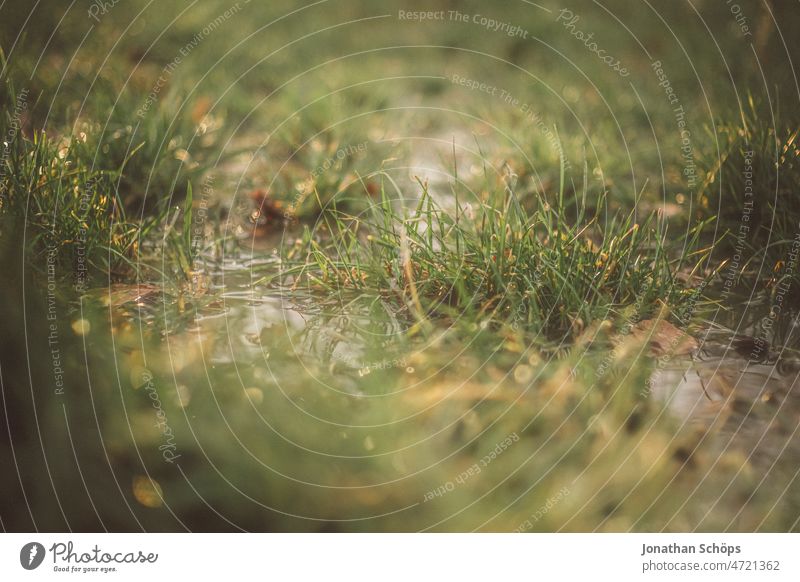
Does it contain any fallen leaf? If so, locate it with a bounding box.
[248,188,286,237]
[630,319,698,356]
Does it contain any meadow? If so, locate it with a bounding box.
[1,0,799,532]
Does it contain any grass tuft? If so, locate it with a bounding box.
[283,162,713,342]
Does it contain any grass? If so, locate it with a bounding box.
[0,71,140,281]
[698,96,800,295]
[2,0,800,533]
[0,49,229,286]
[281,156,713,342]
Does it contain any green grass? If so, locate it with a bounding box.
[697,96,800,296]
[0,49,229,286]
[2,0,800,533]
[281,158,713,342]
[0,73,140,281]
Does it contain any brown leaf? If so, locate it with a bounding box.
[630,319,698,356]
[248,189,286,237]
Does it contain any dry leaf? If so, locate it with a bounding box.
[630,319,698,356]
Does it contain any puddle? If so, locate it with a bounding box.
[650,327,800,469]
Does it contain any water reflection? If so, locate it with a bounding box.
[650,326,800,471]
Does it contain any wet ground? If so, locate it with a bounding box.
[67,118,800,530]
[652,322,800,475]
